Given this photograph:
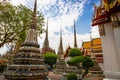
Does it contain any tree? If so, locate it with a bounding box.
[0,2,44,48]
[69,48,82,57]
[82,56,94,69]
[67,56,94,69]
[43,52,57,68]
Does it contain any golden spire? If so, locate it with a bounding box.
[31,0,37,29]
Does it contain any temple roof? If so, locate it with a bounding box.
[92,38,101,45]
[82,38,102,53]
[92,0,120,26]
[82,41,91,49]
[64,45,71,58]
[103,0,120,11]
[92,38,102,52]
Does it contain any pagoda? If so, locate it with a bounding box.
[92,0,120,80]
[54,27,67,74]
[4,0,48,80]
[41,19,55,54]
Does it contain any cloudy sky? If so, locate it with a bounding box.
[0,0,100,54]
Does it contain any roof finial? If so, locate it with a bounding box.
[90,31,92,40]
[31,0,37,29]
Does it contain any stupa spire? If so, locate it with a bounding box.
[25,0,38,43]
[58,26,64,56]
[43,18,49,48]
[31,0,37,29]
[74,19,77,48]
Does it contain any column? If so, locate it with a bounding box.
[111,13,120,66]
[99,23,120,80]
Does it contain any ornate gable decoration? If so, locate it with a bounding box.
[103,0,118,11]
[99,24,105,36]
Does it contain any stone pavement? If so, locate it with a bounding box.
[47,72,67,80]
[0,75,4,80]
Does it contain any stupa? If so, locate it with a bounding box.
[4,0,48,80]
[54,27,67,74]
[41,19,55,54]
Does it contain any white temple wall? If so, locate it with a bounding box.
[113,12,120,66]
[99,23,120,80]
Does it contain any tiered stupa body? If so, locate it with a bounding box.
[41,19,55,54]
[4,0,48,80]
[54,28,67,74]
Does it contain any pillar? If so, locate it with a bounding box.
[99,23,120,80]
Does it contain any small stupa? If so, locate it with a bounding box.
[54,27,67,74]
[4,0,48,80]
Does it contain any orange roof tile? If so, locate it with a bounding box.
[92,38,101,45]
[83,41,91,49]
[92,38,102,51]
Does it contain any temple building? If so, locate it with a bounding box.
[41,19,55,54]
[92,0,120,80]
[82,38,104,70]
[4,0,48,80]
[54,27,67,74]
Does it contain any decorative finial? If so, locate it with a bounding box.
[90,31,92,40]
[31,0,37,29]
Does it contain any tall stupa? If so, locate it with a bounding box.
[74,20,77,48]
[4,0,48,80]
[41,19,55,54]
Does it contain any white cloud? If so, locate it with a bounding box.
[0,0,100,54]
[10,0,26,6]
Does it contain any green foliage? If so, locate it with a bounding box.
[67,56,94,69]
[67,56,84,66]
[43,52,57,67]
[0,64,6,73]
[69,48,82,57]
[67,73,78,80]
[0,2,44,47]
[82,56,94,69]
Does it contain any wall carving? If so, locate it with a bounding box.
[99,25,105,36]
